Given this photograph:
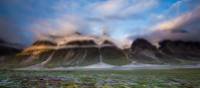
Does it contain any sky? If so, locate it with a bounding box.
[0,0,200,48]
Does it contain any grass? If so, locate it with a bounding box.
[0,68,200,88]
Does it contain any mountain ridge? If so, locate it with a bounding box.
[1,36,200,69]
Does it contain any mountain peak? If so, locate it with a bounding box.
[33,40,57,46]
[131,38,157,51]
[65,40,97,46]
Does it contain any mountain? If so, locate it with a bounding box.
[129,39,200,64]
[1,36,200,69]
[65,40,96,46]
[44,40,99,67]
[129,39,163,64]
[0,39,22,55]
[0,39,23,69]
[15,37,131,68]
[159,40,200,61]
[100,40,131,65]
[32,40,57,46]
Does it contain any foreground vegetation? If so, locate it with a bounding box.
[0,68,200,88]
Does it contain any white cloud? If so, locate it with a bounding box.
[147,7,200,44]
[152,6,200,31]
[148,0,192,25]
[31,14,89,40]
[91,0,158,19]
[92,0,125,17]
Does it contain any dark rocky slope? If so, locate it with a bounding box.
[159,40,200,61]
[0,39,21,55]
[129,39,163,64]
[129,39,200,64]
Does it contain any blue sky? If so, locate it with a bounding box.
[0,0,200,47]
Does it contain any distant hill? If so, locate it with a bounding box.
[159,40,200,61]
[0,39,22,55]
[129,39,200,64]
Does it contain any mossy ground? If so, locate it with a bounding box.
[0,68,200,88]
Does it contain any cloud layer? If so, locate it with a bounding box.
[147,7,200,45]
[0,0,200,48]
[91,0,158,19]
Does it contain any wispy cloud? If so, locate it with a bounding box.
[91,0,158,19]
[153,6,200,31]
[148,7,200,44]
[31,14,89,39]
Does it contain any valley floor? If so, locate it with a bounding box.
[0,68,200,88]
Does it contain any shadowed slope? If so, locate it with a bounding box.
[130,38,163,64]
